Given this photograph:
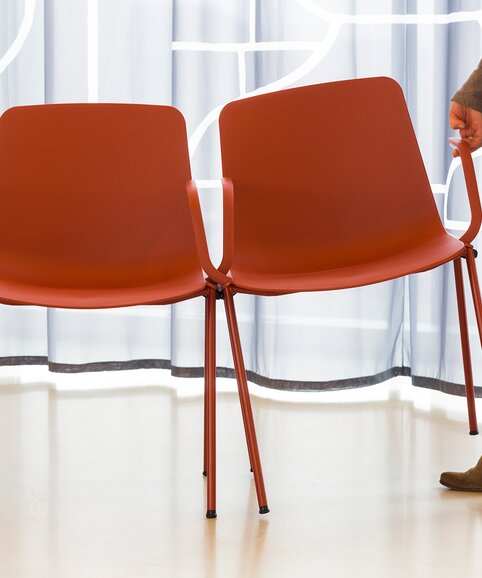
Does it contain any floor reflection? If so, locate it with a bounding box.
[0,376,481,577]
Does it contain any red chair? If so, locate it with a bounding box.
[210,77,482,513]
[0,103,227,518]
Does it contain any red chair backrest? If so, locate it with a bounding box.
[0,104,199,289]
[219,78,446,274]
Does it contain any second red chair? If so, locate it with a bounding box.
[194,77,482,513]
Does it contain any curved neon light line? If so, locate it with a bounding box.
[172,41,322,53]
[182,0,481,196]
[188,22,340,158]
[247,24,340,98]
[0,0,37,76]
[294,0,482,25]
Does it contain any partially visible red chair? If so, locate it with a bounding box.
[206,77,482,513]
[0,103,229,518]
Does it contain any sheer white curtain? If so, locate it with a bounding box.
[0,0,481,395]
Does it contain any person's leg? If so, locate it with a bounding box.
[440,456,482,491]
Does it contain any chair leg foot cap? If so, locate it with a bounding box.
[259,506,270,515]
[470,430,479,435]
[202,471,207,476]
[206,510,217,518]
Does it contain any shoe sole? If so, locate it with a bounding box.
[439,479,482,492]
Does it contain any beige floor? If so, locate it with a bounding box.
[0,369,482,578]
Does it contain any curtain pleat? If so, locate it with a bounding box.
[0,0,481,395]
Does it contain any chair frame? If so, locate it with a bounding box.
[187,125,482,516]
[450,137,482,435]
[187,180,269,516]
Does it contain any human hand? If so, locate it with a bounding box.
[449,101,482,157]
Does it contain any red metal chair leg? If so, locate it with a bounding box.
[205,287,217,518]
[454,258,479,435]
[223,286,269,514]
[465,246,482,349]
[203,293,209,478]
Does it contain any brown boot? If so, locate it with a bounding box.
[440,455,482,491]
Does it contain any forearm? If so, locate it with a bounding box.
[453,59,482,113]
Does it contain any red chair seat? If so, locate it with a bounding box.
[230,232,465,294]
[0,270,206,308]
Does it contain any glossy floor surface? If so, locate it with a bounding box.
[1,370,482,578]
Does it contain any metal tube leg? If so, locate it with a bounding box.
[205,287,217,518]
[223,286,269,514]
[203,294,209,477]
[465,247,482,349]
[454,258,479,435]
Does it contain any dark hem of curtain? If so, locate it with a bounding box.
[0,356,478,398]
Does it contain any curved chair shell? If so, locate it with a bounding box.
[0,104,204,307]
[219,78,465,292]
